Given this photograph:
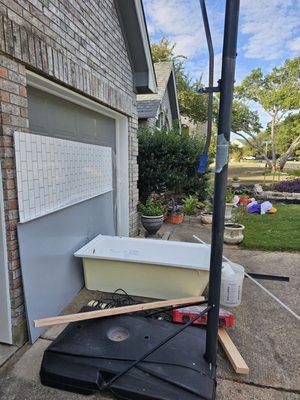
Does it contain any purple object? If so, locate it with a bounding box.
[247,202,261,213]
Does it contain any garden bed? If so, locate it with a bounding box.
[254,181,300,204]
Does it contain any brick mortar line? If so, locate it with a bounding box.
[0,50,134,118]
[5,4,133,94]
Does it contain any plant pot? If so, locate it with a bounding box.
[141,214,164,235]
[232,182,240,188]
[200,212,213,225]
[168,213,184,224]
[224,223,245,244]
[225,203,234,221]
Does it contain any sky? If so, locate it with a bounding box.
[142,0,300,128]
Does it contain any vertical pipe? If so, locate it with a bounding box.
[200,0,214,155]
[205,0,240,366]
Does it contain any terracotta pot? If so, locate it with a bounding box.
[225,203,234,221]
[141,214,164,235]
[168,213,184,224]
[224,223,245,244]
[200,213,213,225]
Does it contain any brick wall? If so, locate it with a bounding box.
[0,0,139,345]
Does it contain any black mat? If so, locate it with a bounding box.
[40,308,216,400]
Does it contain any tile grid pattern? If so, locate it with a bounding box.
[14,132,113,223]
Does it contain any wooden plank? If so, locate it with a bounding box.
[218,328,249,374]
[34,295,205,328]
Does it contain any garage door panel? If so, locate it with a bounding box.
[18,192,115,342]
[28,86,116,148]
[18,85,118,342]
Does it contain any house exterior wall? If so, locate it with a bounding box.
[138,117,156,129]
[161,89,173,129]
[0,0,139,346]
[138,89,174,130]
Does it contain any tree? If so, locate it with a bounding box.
[151,38,185,69]
[151,39,208,124]
[235,57,300,170]
[230,144,244,162]
[270,113,300,155]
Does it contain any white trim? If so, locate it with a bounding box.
[26,71,129,236]
[0,164,12,344]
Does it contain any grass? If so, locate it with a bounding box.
[226,161,300,185]
[236,204,300,252]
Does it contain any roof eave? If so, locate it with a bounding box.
[114,0,157,94]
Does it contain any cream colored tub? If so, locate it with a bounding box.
[74,235,211,299]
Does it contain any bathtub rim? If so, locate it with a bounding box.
[74,234,211,271]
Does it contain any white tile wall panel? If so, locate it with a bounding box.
[14,132,113,223]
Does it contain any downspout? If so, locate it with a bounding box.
[197,0,214,174]
[205,0,240,366]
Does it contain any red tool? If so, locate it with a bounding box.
[172,306,234,328]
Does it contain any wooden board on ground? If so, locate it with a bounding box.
[218,327,249,374]
[34,295,205,328]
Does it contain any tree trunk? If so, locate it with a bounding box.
[276,134,300,170]
[270,113,276,166]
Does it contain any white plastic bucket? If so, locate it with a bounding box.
[220,262,245,307]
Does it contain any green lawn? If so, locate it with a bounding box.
[237,204,300,251]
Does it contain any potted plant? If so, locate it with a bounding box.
[232,176,240,188]
[167,199,184,224]
[225,188,234,221]
[182,195,199,216]
[224,223,245,244]
[200,200,213,224]
[138,197,165,235]
[224,204,246,244]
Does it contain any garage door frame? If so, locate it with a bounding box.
[26,71,129,236]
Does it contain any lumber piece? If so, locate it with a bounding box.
[34,295,205,328]
[218,328,249,374]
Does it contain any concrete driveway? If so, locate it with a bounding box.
[0,221,299,400]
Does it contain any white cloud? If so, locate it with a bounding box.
[240,0,300,60]
[143,0,224,58]
[289,36,300,52]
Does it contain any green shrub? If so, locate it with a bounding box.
[138,127,211,200]
[138,197,166,216]
[182,195,199,215]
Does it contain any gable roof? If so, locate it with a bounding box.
[137,62,180,120]
[114,0,157,94]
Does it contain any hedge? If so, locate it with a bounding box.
[138,127,211,200]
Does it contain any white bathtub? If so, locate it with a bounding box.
[74,235,211,299]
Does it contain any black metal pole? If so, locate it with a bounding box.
[205,0,240,366]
